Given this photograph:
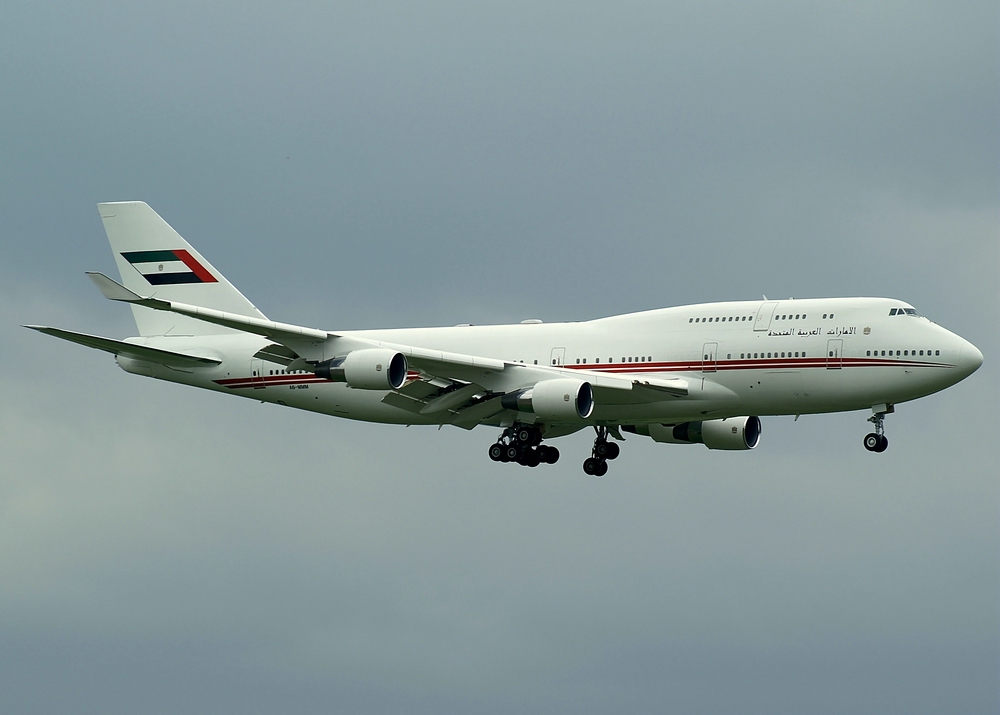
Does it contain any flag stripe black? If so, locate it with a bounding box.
[144,272,205,285]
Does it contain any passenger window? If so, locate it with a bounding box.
[822,313,827,319]
[935,350,940,356]
[741,353,745,358]
[689,318,693,323]
[830,314,834,319]
[727,354,732,359]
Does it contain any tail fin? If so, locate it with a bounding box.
[98,201,267,336]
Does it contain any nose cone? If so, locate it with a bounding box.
[959,341,984,377]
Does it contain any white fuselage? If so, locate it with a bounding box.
[116,297,982,431]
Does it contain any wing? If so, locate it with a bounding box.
[24,325,222,367]
[86,272,703,428]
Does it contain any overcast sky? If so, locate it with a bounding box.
[1,2,997,713]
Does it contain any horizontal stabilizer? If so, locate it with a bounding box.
[85,272,329,345]
[24,326,222,367]
[88,271,147,303]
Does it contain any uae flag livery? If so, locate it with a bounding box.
[122,250,218,285]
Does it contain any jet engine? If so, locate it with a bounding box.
[625,416,761,450]
[501,378,594,420]
[314,348,408,390]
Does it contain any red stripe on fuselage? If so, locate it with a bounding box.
[214,358,952,391]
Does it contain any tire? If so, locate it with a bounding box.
[604,442,620,460]
[594,460,608,477]
[515,427,533,444]
[525,450,541,467]
[505,445,520,461]
[541,446,560,464]
[489,443,504,462]
[595,441,609,458]
[863,433,880,451]
[583,457,599,475]
[875,435,889,452]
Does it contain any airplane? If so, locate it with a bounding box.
[27,202,984,476]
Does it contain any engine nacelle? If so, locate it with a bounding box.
[501,378,594,421]
[314,349,408,390]
[629,416,761,450]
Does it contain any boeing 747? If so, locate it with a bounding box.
[27,202,984,475]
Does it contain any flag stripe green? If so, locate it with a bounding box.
[122,250,179,264]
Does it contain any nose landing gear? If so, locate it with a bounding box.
[583,426,620,476]
[863,404,893,453]
[488,424,559,467]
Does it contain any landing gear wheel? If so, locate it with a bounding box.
[515,426,534,445]
[489,443,505,461]
[583,457,608,476]
[865,406,892,454]
[505,444,520,462]
[538,445,560,464]
[518,448,541,467]
[590,426,623,468]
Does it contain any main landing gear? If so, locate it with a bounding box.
[863,404,893,453]
[488,424,560,467]
[583,426,620,477]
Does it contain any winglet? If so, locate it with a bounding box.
[87,271,144,302]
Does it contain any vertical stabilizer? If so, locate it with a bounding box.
[98,202,267,336]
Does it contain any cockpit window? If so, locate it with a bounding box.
[889,308,898,315]
[889,307,921,317]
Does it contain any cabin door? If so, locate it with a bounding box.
[550,347,566,367]
[250,359,266,388]
[826,339,843,369]
[754,302,778,331]
[701,342,718,373]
